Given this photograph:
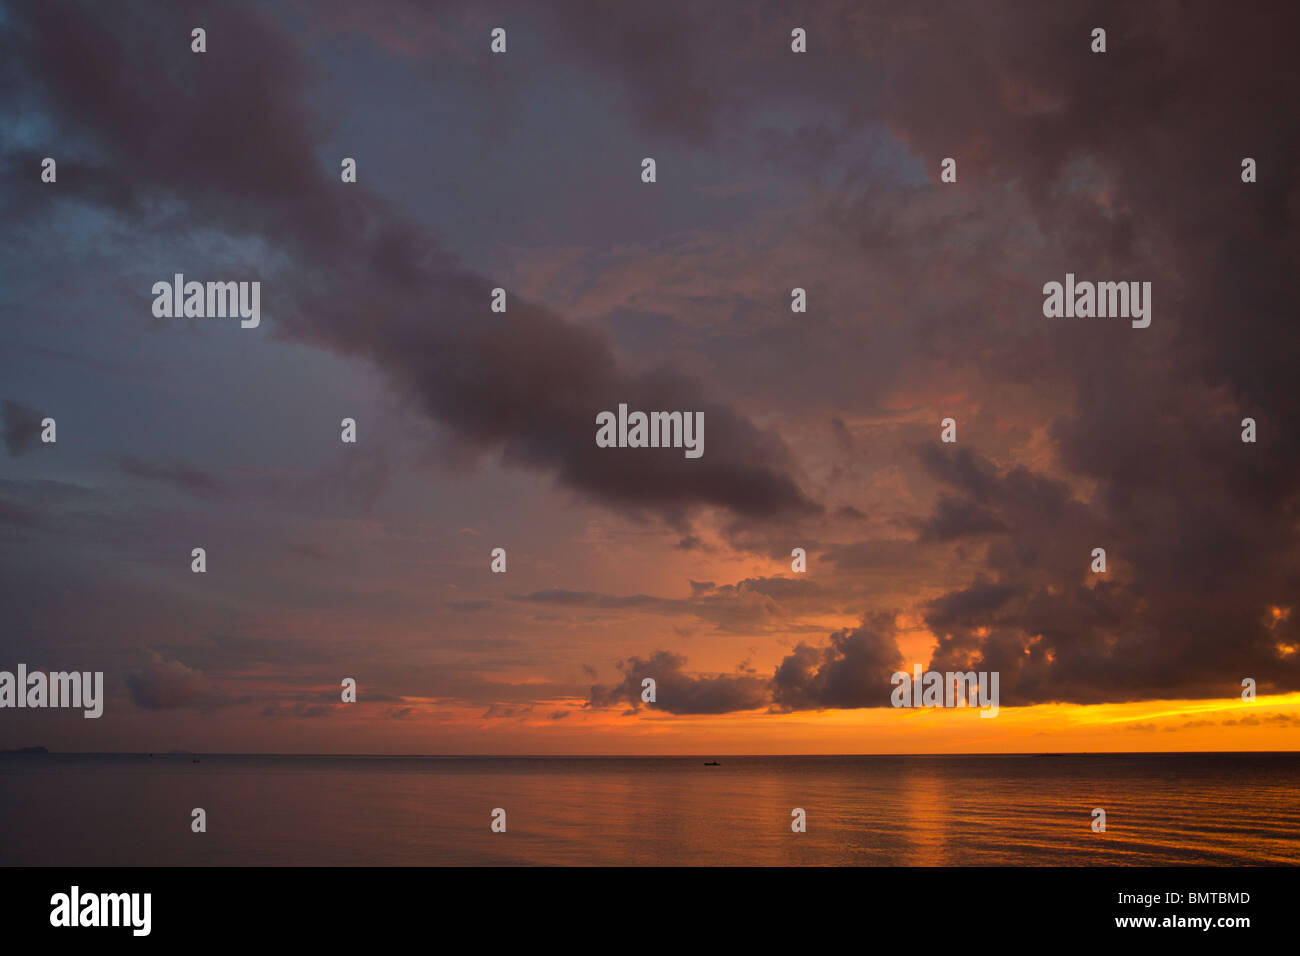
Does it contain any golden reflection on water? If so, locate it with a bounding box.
[900,767,949,866]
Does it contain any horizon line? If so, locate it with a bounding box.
[6,748,1300,758]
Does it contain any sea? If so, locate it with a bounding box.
[2,752,1297,866]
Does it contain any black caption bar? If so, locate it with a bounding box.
[0,866,1293,943]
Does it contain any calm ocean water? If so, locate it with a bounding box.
[2,753,1297,866]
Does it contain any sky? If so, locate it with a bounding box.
[1,0,1298,754]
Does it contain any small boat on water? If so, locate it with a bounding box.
[704,761,721,766]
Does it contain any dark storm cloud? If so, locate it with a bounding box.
[1,400,44,456]
[0,0,818,528]
[821,538,931,571]
[770,614,905,711]
[912,494,1007,542]
[521,0,1300,702]
[588,614,905,713]
[864,4,1300,703]
[924,575,1017,632]
[125,654,223,710]
[915,445,1300,705]
[588,650,769,715]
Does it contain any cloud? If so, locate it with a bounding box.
[589,650,769,715]
[482,703,534,719]
[770,614,905,711]
[924,575,1017,632]
[917,446,1300,705]
[510,0,1300,707]
[588,614,905,715]
[116,454,226,498]
[261,701,335,719]
[518,575,840,632]
[913,494,1007,542]
[1,400,44,457]
[125,654,222,710]
[0,0,819,530]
